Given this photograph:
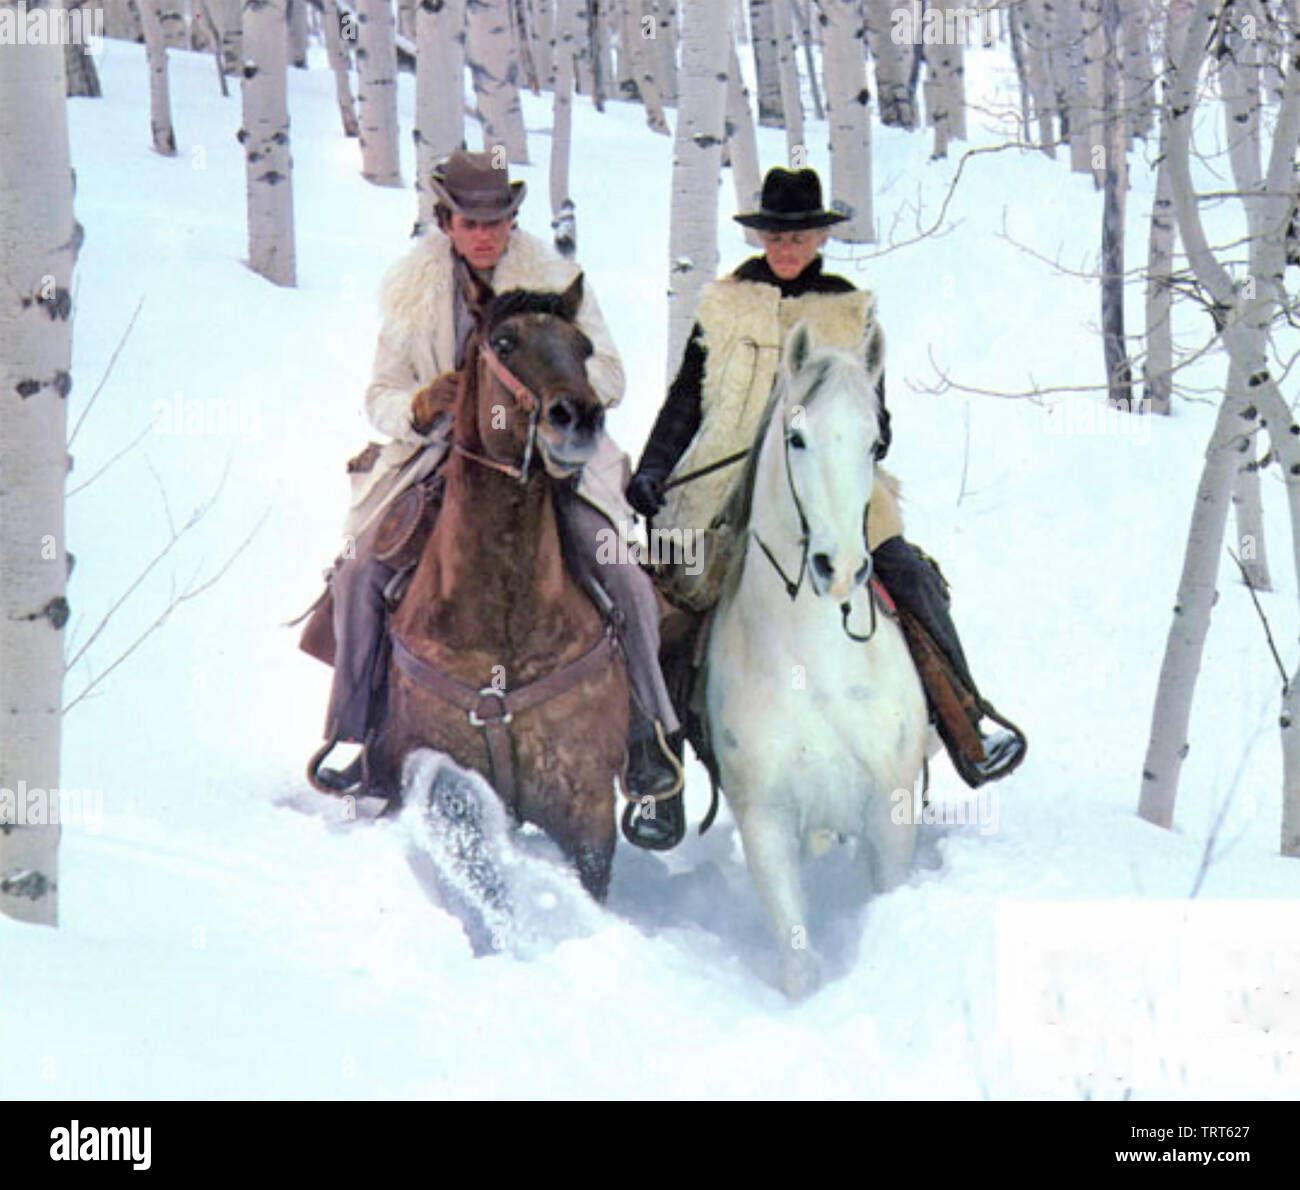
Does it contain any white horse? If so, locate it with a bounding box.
[704,321,928,1000]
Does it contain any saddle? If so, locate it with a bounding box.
[296,473,445,668]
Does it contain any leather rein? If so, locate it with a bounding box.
[451,339,541,483]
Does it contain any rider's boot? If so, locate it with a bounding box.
[621,707,686,850]
[872,536,1027,788]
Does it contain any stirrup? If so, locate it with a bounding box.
[950,703,1027,788]
[307,734,365,795]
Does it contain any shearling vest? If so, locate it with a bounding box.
[658,278,902,548]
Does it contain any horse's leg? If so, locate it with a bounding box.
[858,780,916,895]
[524,781,616,904]
[734,800,821,1000]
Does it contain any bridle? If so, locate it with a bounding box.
[749,408,880,643]
[452,336,542,483]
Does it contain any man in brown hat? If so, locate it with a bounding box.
[627,166,1026,800]
[306,151,685,839]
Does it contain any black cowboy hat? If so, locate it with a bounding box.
[734,167,851,231]
[430,150,527,221]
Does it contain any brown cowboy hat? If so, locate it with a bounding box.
[429,150,527,221]
[734,167,851,231]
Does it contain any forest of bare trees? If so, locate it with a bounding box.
[6,0,1300,929]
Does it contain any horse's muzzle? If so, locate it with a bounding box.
[811,551,872,601]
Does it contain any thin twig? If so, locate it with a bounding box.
[65,421,154,499]
[64,509,269,714]
[68,297,144,448]
[956,399,972,506]
[1228,546,1289,692]
[66,460,231,668]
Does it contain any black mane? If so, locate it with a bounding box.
[487,288,577,329]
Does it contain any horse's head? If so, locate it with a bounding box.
[778,318,888,602]
[465,275,604,480]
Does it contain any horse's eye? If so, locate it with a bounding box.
[492,334,513,357]
[788,431,806,450]
[872,441,887,461]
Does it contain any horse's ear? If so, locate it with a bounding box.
[560,272,584,321]
[862,320,885,382]
[783,320,813,378]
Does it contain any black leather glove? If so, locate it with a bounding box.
[626,470,667,520]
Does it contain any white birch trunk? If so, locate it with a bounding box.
[726,41,762,246]
[64,0,103,97]
[136,0,178,155]
[1121,0,1154,141]
[1081,0,1105,183]
[288,0,310,66]
[593,0,614,106]
[794,0,822,119]
[398,0,414,38]
[218,0,241,71]
[666,0,730,378]
[550,0,577,253]
[416,0,465,227]
[0,18,75,926]
[323,0,360,138]
[357,0,403,184]
[865,0,914,130]
[1140,0,1300,833]
[534,0,555,88]
[1055,0,1091,172]
[924,0,967,157]
[817,0,872,242]
[1221,2,1271,591]
[615,0,638,97]
[655,0,677,104]
[241,0,297,285]
[749,0,783,126]
[573,0,594,97]
[105,0,142,37]
[773,0,802,156]
[159,0,186,44]
[630,0,669,131]
[1144,0,1192,415]
[1100,0,1130,406]
[468,0,530,161]
[1019,0,1058,153]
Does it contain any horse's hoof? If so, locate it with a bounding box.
[780,948,823,1002]
[620,792,686,851]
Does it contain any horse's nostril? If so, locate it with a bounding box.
[812,553,834,582]
[548,399,574,429]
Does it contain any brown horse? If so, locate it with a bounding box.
[371,277,630,900]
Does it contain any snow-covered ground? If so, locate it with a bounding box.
[2,39,1297,1099]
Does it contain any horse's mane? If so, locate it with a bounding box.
[487,288,577,329]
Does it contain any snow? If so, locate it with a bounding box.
[3,38,1298,1100]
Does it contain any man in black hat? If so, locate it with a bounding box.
[627,166,1026,798]
[306,151,685,834]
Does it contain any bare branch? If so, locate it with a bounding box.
[67,297,144,448]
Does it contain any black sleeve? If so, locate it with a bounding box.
[635,323,706,478]
[875,369,892,459]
